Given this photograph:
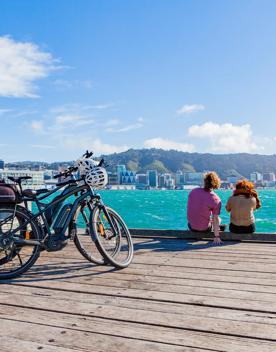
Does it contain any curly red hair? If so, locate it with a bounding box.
[234,179,261,209]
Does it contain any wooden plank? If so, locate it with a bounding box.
[23,263,276,291]
[0,318,210,352]
[5,278,276,313]
[1,305,276,352]
[2,284,276,339]
[0,336,82,352]
[2,285,276,327]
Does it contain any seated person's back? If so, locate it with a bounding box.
[187,172,222,243]
[226,180,261,234]
[187,187,221,231]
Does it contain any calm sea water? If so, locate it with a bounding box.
[96,190,276,233]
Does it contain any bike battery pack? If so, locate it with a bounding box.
[53,203,72,233]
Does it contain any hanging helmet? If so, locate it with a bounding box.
[85,167,108,189]
[76,158,98,176]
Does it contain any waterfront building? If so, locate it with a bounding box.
[250,172,263,182]
[147,170,158,188]
[136,173,148,188]
[121,170,136,184]
[0,160,4,170]
[226,175,240,184]
[175,170,185,186]
[159,173,175,189]
[116,165,127,184]
[0,169,44,189]
[107,172,119,185]
[263,172,276,182]
[184,172,204,186]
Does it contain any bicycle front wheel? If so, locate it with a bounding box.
[72,202,106,265]
[90,206,134,268]
[0,205,41,280]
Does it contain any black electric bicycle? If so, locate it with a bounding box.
[0,152,133,279]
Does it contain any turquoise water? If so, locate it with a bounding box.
[97,190,276,233]
[38,189,276,233]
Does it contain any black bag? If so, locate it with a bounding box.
[0,180,20,204]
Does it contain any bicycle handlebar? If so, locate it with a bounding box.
[83,150,93,158]
[53,166,78,179]
[53,151,107,180]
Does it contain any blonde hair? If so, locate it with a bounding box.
[204,172,221,190]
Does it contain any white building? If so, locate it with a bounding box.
[184,172,204,185]
[0,169,44,189]
[250,172,263,183]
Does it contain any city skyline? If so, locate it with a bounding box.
[1,0,276,162]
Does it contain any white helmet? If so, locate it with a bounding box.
[85,167,108,189]
[76,158,98,176]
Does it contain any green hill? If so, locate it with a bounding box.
[101,148,276,179]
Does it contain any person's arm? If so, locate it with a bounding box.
[213,214,222,244]
[212,199,222,245]
[225,197,232,212]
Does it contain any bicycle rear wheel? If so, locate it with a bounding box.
[90,206,134,269]
[72,202,106,265]
[0,205,41,279]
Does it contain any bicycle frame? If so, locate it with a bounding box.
[5,181,117,247]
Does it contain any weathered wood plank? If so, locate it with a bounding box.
[0,336,82,352]
[2,285,276,327]
[0,318,211,352]
[1,305,276,352]
[21,264,276,292]
[2,284,276,339]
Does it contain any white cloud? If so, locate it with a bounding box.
[177,104,205,115]
[0,108,13,115]
[53,79,93,90]
[55,114,94,128]
[106,117,144,133]
[0,36,58,98]
[31,144,54,149]
[61,136,128,155]
[188,122,258,153]
[104,118,120,127]
[144,137,195,152]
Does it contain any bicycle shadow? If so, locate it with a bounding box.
[2,261,118,284]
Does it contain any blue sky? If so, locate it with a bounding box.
[0,0,276,161]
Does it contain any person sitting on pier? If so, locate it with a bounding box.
[187,172,225,245]
[226,180,261,234]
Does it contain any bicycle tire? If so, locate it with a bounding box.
[0,205,41,279]
[90,206,134,268]
[71,203,106,265]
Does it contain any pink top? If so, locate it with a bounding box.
[187,187,221,231]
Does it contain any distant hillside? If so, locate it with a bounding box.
[6,148,276,179]
[101,148,276,179]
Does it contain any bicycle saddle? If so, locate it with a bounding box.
[8,176,32,184]
[22,188,50,198]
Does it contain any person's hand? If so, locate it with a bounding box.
[213,236,223,245]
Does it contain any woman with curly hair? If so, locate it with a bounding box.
[226,180,261,233]
[187,171,225,245]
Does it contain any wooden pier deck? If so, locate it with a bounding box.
[1,236,276,351]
